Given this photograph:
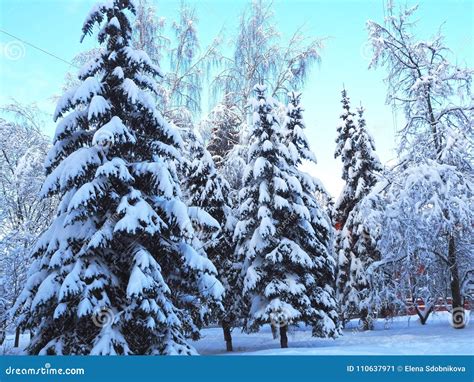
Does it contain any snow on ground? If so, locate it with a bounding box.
[2,312,472,355]
[193,312,474,355]
[1,333,30,355]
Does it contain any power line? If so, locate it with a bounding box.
[0,28,80,68]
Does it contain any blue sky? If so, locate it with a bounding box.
[0,0,472,196]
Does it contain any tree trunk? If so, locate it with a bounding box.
[360,308,373,331]
[425,90,441,156]
[279,326,288,348]
[339,311,346,329]
[271,324,278,339]
[14,326,20,348]
[448,235,465,329]
[0,329,5,346]
[415,304,433,325]
[222,323,233,352]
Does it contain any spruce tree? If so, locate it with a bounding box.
[334,89,382,328]
[205,96,242,169]
[183,133,240,351]
[334,88,357,325]
[284,91,339,337]
[234,85,338,348]
[14,0,222,355]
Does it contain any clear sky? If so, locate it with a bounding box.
[0,0,472,197]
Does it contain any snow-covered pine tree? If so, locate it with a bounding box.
[284,91,339,337]
[182,132,224,246]
[234,85,338,348]
[183,133,240,351]
[334,89,382,328]
[173,129,225,335]
[205,96,242,169]
[14,0,223,355]
[285,92,316,164]
[345,106,384,329]
[334,88,357,325]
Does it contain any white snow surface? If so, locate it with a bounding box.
[3,312,472,355]
[193,313,473,355]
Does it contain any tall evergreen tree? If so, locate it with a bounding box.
[334,89,382,328]
[334,89,357,324]
[14,0,223,355]
[205,96,242,169]
[234,85,338,348]
[284,91,339,337]
[183,133,240,351]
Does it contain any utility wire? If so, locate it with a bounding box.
[0,28,80,68]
